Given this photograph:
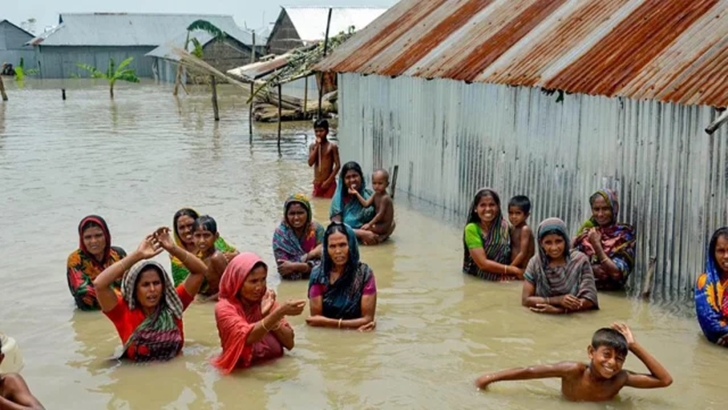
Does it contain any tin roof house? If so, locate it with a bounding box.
[0,20,35,70]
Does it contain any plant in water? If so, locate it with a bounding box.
[174,20,226,95]
[14,58,39,84]
[76,57,140,99]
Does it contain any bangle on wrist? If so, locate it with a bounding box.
[338,318,342,329]
[261,319,270,332]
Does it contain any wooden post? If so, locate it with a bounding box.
[0,75,7,101]
[390,165,399,200]
[277,83,282,152]
[211,75,220,121]
[317,8,333,118]
[62,89,66,100]
[249,82,254,134]
[303,75,308,117]
[251,31,256,64]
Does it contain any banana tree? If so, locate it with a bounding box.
[76,57,140,99]
[173,20,226,96]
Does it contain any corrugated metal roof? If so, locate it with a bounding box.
[31,13,250,47]
[145,23,260,61]
[282,6,388,43]
[0,20,35,38]
[317,0,728,107]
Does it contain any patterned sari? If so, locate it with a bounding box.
[695,228,728,345]
[272,193,325,280]
[66,215,126,310]
[574,189,636,290]
[330,171,375,229]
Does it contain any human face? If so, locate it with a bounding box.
[239,265,267,303]
[508,206,528,227]
[371,172,389,195]
[540,233,566,261]
[286,203,308,229]
[713,235,728,274]
[474,195,498,224]
[176,215,195,245]
[588,345,625,379]
[344,170,362,192]
[135,269,163,311]
[591,195,613,227]
[327,231,349,267]
[314,127,328,142]
[193,226,218,254]
[82,226,106,259]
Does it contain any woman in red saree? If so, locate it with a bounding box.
[211,253,306,374]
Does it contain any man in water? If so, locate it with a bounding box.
[308,119,340,198]
[0,338,45,409]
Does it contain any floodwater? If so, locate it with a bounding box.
[0,79,724,410]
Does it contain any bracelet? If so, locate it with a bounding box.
[338,318,342,329]
[120,259,127,271]
[261,320,270,332]
[503,265,507,275]
[272,322,283,331]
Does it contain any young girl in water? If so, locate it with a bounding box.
[193,215,229,302]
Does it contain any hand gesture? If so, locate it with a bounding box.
[361,223,372,231]
[261,289,277,316]
[348,186,358,195]
[277,260,296,276]
[135,234,163,259]
[475,374,494,390]
[559,295,582,310]
[357,320,376,332]
[588,228,602,247]
[280,299,306,316]
[530,303,562,314]
[717,334,728,346]
[154,227,175,251]
[611,322,635,346]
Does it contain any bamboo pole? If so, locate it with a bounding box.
[277,83,282,152]
[211,75,220,121]
[303,76,308,117]
[317,8,333,118]
[390,165,399,200]
[251,31,256,64]
[0,75,7,101]
[249,82,254,134]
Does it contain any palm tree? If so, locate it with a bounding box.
[173,20,226,96]
[76,57,140,99]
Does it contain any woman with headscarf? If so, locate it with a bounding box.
[306,223,377,331]
[272,193,325,280]
[522,218,598,314]
[93,227,206,362]
[67,215,127,310]
[211,253,306,374]
[330,161,395,245]
[463,188,523,281]
[171,208,237,286]
[573,189,636,291]
[695,227,728,347]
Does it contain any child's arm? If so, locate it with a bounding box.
[612,323,673,389]
[476,362,580,389]
[349,188,375,208]
[510,226,533,268]
[0,374,45,409]
[205,253,229,301]
[307,142,319,167]
[367,195,392,226]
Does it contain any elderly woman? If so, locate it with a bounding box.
[306,223,377,331]
[522,218,598,314]
[463,188,523,281]
[171,208,237,286]
[211,253,306,374]
[93,227,206,362]
[330,162,395,245]
[573,189,636,290]
[695,227,728,347]
[272,193,325,281]
[67,215,127,310]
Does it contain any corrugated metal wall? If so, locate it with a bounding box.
[337,73,728,302]
[37,46,156,78]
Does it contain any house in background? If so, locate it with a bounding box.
[266,6,387,55]
[28,13,250,78]
[146,23,266,83]
[0,20,35,70]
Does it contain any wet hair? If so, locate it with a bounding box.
[373,168,390,183]
[81,221,103,233]
[173,208,199,238]
[467,189,501,225]
[708,227,728,270]
[339,161,364,181]
[323,222,356,276]
[591,328,628,357]
[193,215,218,234]
[508,195,531,214]
[314,118,329,131]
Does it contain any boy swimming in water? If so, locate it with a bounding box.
[508,195,535,269]
[0,338,45,409]
[308,119,340,198]
[350,169,394,236]
[475,323,672,402]
[192,215,229,302]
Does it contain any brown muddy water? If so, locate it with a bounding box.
[0,79,723,409]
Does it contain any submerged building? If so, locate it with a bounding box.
[0,19,35,69]
[317,0,728,301]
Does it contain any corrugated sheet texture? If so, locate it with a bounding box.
[283,7,388,43]
[36,46,156,78]
[338,73,728,302]
[319,0,728,108]
[146,27,263,61]
[0,20,34,50]
[34,13,250,47]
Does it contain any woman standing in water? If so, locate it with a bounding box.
[212,253,306,374]
[306,223,377,331]
[463,188,523,281]
[171,208,237,286]
[522,218,598,314]
[94,227,206,362]
[573,189,636,291]
[273,193,325,280]
[67,215,127,310]
[695,227,728,346]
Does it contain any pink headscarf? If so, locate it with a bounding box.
[211,252,287,374]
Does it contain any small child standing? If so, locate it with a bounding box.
[0,338,44,409]
[192,215,229,302]
[508,195,535,269]
[349,169,395,236]
[475,323,672,402]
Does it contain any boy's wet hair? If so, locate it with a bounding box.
[193,215,218,235]
[508,195,531,214]
[591,328,628,357]
[314,119,329,131]
[373,168,390,183]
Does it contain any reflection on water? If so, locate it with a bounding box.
[0,79,724,410]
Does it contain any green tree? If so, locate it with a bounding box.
[174,20,226,96]
[76,57,140,99]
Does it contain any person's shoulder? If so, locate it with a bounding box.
[696,272,709,289]
[521,224,534,236]
[464,222,478,231]
[570,249,590,262]
[67,249,82,264]
[0,372,26,388]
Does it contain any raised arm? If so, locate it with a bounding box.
[511,226,533,268]
[155,227,207,298]
[351,189,375,208]
[0,374,45,409]
[476,362,580,389]
[307,142,319,167]
[613,323,673,389]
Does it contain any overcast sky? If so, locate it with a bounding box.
[4,0,399,34]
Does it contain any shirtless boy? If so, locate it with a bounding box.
[0,338,45,409]
[350,169,394,236]
[475,323,672,402]
[192,215,228,302]
[508,195,534,269]
[308,119,340,198]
